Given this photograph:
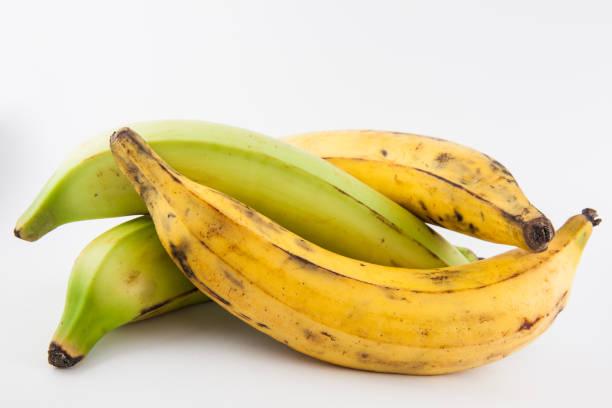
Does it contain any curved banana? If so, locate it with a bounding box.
[49,216,207,368]
[111,128,597,375]
[286,130,554,252]
[49,219,481,368]
[15,120,466,268]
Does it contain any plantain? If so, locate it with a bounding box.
[48,216,207,367]
[15,120,467,268]
[286,130,554,252]
[110,128,597,375]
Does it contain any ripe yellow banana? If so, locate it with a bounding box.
[111,127,597,375]
[48,216,480,368]
[286,130,554,252]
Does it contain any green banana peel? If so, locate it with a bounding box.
[15,120,468,268]
[49,216,208,367]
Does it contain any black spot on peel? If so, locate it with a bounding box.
[468,223,478,234]
[380,149,388,157]
[360,353,370,359]
[238,313,252,321]
[304,329,315,340]
[518,316,542,331]
[454,210,463,222]
[167,213,176,219]
[257,322,270,329]
[419,200,428,212]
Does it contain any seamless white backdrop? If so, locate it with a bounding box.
[1,1,611,407]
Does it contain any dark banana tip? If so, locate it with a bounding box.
[523,217,555,252]
[110,127,153,157]
[582,208,602,226]
[13,227,22,239]
[48,342,83,368]
[109,127,134,145]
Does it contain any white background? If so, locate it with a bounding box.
[1,1,611,406]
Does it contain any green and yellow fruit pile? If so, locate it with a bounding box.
[14,120,599,374]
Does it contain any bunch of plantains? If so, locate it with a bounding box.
[14,121,599,374]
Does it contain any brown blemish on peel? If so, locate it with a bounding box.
[238,313,252,321]
[169,242,195,278]
[518,316,542,331]
[257,322,270,329]
[435,152,452,165]
[380,149,388,157]
[320,331,336,341]
[223,269,244,289]
[48,342,84,368]
[124,271,140,285]
[169,241,232,307]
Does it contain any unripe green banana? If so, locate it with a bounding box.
[16,120,467,268]
[49,216,207,368]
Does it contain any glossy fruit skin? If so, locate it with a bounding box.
[111,128,595,375]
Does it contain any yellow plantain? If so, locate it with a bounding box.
[285,130,554,252]
[111,128,597,375]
